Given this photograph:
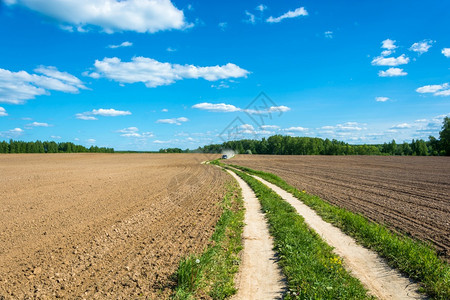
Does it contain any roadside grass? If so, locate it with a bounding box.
[230,166,373,299]
[173,179,245,299]
[228,163,450,299]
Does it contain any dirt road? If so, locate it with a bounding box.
[227,155,450,259]
[0,153,229,299]
[253,175,424,300]
[226,170,285,300]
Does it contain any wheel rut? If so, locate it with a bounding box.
[226,170,286,300]
[252,174,425,300]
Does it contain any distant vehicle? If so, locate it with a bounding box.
[222,154,228,159]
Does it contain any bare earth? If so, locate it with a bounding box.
[0,153,229,299]
[228,155,450,259]
[226,170,285,300]
[254,175,423,300]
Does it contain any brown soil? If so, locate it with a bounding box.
[0,153,229,299]
[227,155,450,259]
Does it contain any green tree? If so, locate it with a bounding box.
[439,117,450,155]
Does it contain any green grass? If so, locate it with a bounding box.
[173,179,245,299]
[227,163,450,299]
[230,168,373,299]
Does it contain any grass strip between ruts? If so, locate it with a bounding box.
[173,177,245,299]
[228,165,373,299]
[226,162,450,299]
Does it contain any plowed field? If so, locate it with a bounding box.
[0,153,228,299]
[227,155,450,259]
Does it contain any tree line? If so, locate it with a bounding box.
[0,140,114,153]
[194,117,450,156]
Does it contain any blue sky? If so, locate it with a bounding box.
[0,0,449,150]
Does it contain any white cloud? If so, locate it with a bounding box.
[27,122,51,127]
[192,102,290,114]
[378,67,407,77]
[0,66,87,104]
[261,125,280,130]
[285,126,308,132]
[0,107,7,116]
[416,83,450,96]
[218,22,227,30]
[0,127,24,138]
[245,11,256,24]
[409,40,434,54]
[108,41,133,49]
[86,138,96,144]
[435,89,450,96]
[161,108,168,112]
[266,7,308,23]
[87,57,250,88]
[391,123,412,129]
[117,127,153,138]
[381,50,392,57]
[156,117,189,125]
[371,54,409,66]
[375,96,389,102]
[76,108,132,120]
[51,135,61,139]
[321,122,364,132]
[5,0,189,34]
[192,102,240,112]
[256,4,267,12]
[166,47,177,52]
[381,39,397,50]
[268,106,290,113]
[442,48,450,58]
[324,31,333,39]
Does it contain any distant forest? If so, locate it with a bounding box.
[163,117,450,156]
[0,140,114,153]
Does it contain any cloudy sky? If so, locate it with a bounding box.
[0,0,449,150]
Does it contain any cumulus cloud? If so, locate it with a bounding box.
[416,83,450,96]
[108,41,133,49]
[86,57,250,88]
[117,127,154,138]
[409,40,434,54]
[0,127,24,138]
[261,125,280,130]
[381,39,397,50]
[391,123,412,129]
[26,122,51,128]
[156,117,189,125]
[324,31,333,39]
[192,102,290,114]
[0,107,7,116]
[0,66,87,104]
[322,122,364,132]
[86,138,96,144]
[378,67,407,77]
[218,22,227,30]
[375,96,389,102]
[266,6,308,23]
[442,48,450,58]
[285,126,308,132]
[244,11,256,24]
[192,103,240,112]
[371,54,409,66]
[76,108,132,120]
[5,0,189,34]
[256,4,267,12]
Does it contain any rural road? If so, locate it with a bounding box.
[252,174,425,300]
[226,170,286,300]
